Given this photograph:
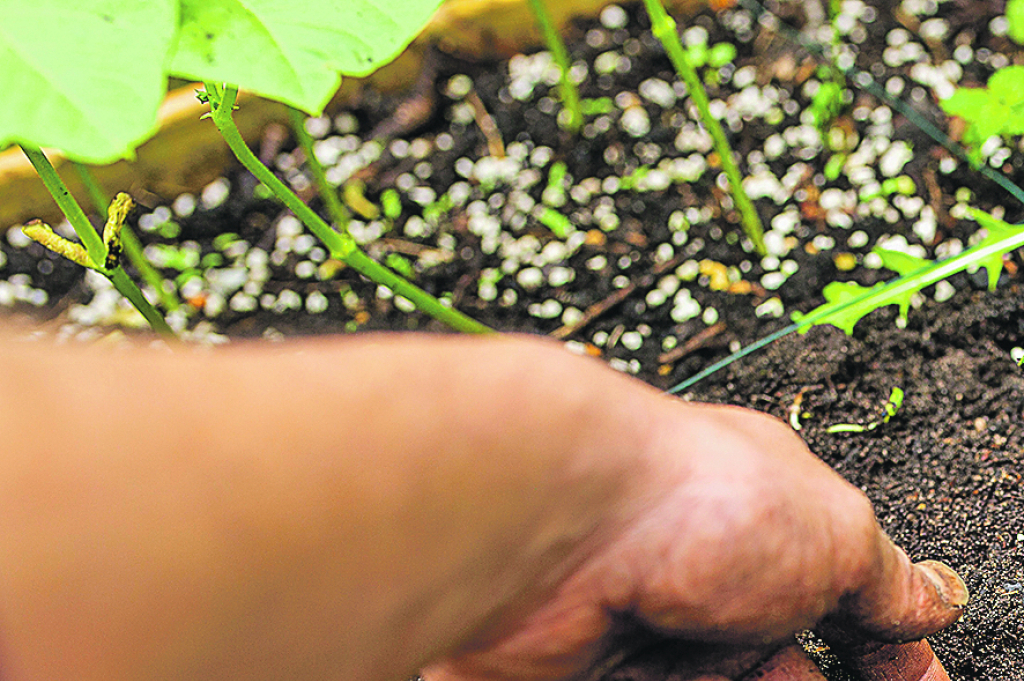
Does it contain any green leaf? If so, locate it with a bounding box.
[874,248,930,276]
[792,280,889,335]
[0,0,177,163]
[967,208,1021,289]
[685,42,708,68]
[706,43,736,68]
[1002,103,1024,135]
[988,65,1024,107]
[168,0,443,114]
[941,87,991,119]
[793,211,1024,334]
[537,206,573,239]
[1009,0,1024,43]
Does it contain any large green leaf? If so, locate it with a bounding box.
[0,0,177,163]
[168,0,443,114]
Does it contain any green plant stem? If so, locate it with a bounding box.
[525,0,583,133]
[119,226,181,313]
[72,162,181,314]
[21,146,174,336]
[642,0,767,255]
[204,83,491,334]
[22,146,106,266]
[72,161,111,222]
[288,107,352,229]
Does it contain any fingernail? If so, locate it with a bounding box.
[917,561,969,609]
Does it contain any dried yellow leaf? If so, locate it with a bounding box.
[21,221,93,268]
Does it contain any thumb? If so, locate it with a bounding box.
[831,533,968,642]
[817,536,968,681]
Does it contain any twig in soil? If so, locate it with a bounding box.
[657,321,726,364]
[465,88,506,158]
[550,254,687,340]
[786,385,818,431]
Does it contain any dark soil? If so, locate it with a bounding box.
[2,0,1022,678]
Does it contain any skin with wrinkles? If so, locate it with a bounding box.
[0,334,965,681]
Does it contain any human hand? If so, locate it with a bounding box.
[0,334,965,681]
[422,401,967,681]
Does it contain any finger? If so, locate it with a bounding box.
[829,638,951,681]
[672,643,826,681]
[834,534,968,641]
[738,645,827,681]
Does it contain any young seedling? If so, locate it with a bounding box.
[940,65,1024,167]
[641,0,767,255]
[825,387,904,434]
[670,207,1024,392]
[525,0,583,132]
[792,208,1024,334]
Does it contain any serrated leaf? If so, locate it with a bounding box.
[874,248,930,276]
[0,0,177,163]
[967,207,1020,289]
[168,0,443,115]
[793,211,1024,335]
[792,281,890,335]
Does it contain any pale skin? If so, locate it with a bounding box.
[0,333,966,681]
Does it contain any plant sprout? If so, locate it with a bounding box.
[670,207,1024,392]
[525,0,583,132]
[641,0,767,255]
[826,387,905,434]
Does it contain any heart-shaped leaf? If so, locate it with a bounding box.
[168,0,443,114]
[0,0,177,163]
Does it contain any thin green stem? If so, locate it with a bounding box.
[72,161,110,220]
[204,83,491,334]
[109,268,175,333]
[22,146,105,266]
[288,107,352,229]
[118,226,181,313]
[72,162,181,314]
[526,0,583,133]
[642,0,767,255]
[20,146,174,336]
